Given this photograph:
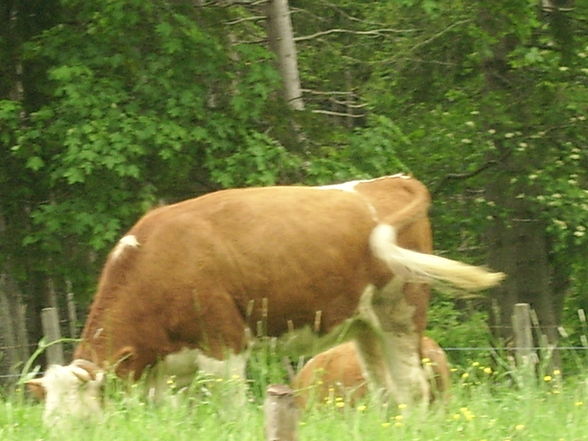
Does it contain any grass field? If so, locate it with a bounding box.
[1,367,586,441]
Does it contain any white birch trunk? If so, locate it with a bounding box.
[265,0,304,110]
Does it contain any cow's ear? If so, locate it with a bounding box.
[113,346,136,377]
[26,378,46,400]
[115,346,136,363]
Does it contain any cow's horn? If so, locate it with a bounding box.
[71,359,102,382]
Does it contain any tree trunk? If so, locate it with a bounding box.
[487,186,561,369]
[0,270,30,383]
[265,0,304,110]
[479,4,564,371]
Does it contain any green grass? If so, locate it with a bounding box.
[1,371,587,441]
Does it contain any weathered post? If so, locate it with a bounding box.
[41,307,64,365]
[66,280,78,339]
[264,384,299,441]
[0,273,30,383]
[512,303,537,385]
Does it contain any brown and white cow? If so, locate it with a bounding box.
[27,174,503,425]
[293,336,451,408]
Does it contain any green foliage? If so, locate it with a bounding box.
[205,131,301,187]
[8,0,287,245]
[304,116,410,184]
[1,0,296,298]
[1,0,587,351]
[426,295,494,366]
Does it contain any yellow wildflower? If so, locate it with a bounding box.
[543,375,553,382]
[515,424,525,431]
[460,407,475,421]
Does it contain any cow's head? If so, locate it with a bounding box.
[27,359,105,426]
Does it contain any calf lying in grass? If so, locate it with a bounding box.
[293,336,450,407]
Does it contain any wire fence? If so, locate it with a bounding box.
[1,345,587,381]
[2,303,587,382]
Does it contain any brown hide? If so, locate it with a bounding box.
[293,336,451,407]
[73,176,432,378]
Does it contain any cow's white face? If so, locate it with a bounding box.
[27,360,104,426]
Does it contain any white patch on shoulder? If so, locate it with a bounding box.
[315,174,411,193]
[316,180,361,192]
[111,235,140,259]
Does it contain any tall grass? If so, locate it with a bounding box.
[1,364,586,441]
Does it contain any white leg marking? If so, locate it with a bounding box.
[147,348,248,402]
[112,235,140,259]
[381,331,429,405]
[195,351,249,409]
[195,351,248,379]
[366,280,429,405]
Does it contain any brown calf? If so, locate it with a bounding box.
[293,336,451,407]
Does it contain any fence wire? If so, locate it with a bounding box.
[1,346,586,381]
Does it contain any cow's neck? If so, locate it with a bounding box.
[73,286,147,376]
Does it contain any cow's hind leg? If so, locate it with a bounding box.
[353,321,396,406]
[369,280,430,406]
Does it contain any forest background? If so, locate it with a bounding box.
[0,0,587,380]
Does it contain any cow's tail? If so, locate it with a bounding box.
[370,224,504,291]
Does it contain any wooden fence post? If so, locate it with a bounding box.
[512,303,537,384]
[41,307,64,365]
[0,274,31,382]
[264,384,299,441]
[66,280,78,339]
